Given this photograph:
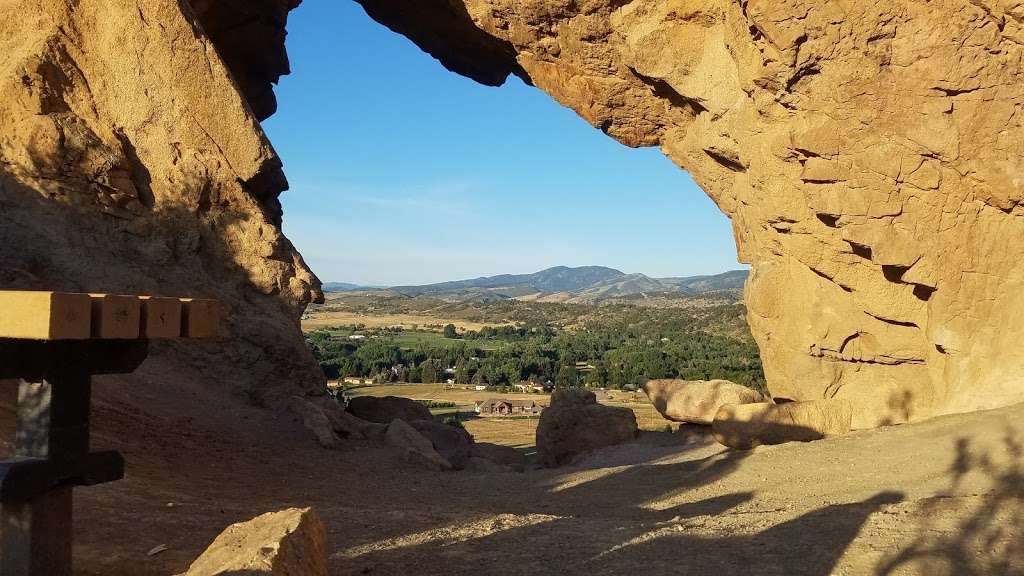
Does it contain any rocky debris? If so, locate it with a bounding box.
[643,379,765,425]
[347,396,433,424]
[713,399,854,450]
[471,442,527,472]
[384,419,453,471]
[180,507,327,576]
[409,419,474,469]
[537,388,639,467]
[344,0,1024,430]
[286,396,340,449]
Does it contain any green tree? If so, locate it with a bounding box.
[443,324,458,339]
[585,363,608,388]
[420,359,440,384]
[555,364,578,388]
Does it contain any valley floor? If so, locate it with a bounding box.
[3,356,1020,575]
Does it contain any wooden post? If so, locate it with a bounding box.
[0,291,219,575]
[1,375,90,576]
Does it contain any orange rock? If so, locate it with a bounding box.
[181,507,327,576]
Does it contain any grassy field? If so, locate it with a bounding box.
[343,383,676,452]
[310,327,513,352]
[302,311,507,332]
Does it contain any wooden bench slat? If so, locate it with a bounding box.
[88,294,141,339]
[0,291,219,341]
[0,292,91,340]
[181,298,220,338]
[139,296,182,339]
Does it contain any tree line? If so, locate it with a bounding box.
[306,303,765,393]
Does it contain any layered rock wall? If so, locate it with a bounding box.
[0,0,323,403]
[355,0,1024,428]
[6,0,1024,429]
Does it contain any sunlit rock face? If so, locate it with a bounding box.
[5,0,1023,427]
[353,0,1024,428]
[0,0,323,403]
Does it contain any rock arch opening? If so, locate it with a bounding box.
[4,0,1024,430]
[322,0,1024,429]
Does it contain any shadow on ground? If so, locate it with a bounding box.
[875,432,1024,576]
[334,423,907,576]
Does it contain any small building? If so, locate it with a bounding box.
[513,382,545,394]
[342,376,372,385]
[475,399,545,417]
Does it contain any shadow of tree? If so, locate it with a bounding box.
[336,424,906,575]
[586,491,905,576]
[875,432,1024,575]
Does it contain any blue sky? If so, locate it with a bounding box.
[262,1,739,286]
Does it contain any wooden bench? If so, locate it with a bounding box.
[0,291,220,576]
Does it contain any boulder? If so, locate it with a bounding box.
[536,388,639,467]
[181,507,327,576]
[346,396,432,424]
[643,379,765,425]
[286,396,339,449]
[310,396,389,440]
[384,419,452,471]
[471,442,527,472]
[408,420,474,469]
[712,400,854,450]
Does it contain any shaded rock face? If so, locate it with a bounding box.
[350,0,1024,428]
[409,419,475,469]
[0,0,323,405]
[537,388,639,467]
[643,379,765,425]
[346,396,433,424]
[182,507,327,576]
[188,0,301,121]
[384,418,454,471]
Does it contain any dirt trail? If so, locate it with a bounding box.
[2,357,1020,575]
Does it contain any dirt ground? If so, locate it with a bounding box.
[2,355,1021,575]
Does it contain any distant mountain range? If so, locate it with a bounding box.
[323,266,748,302]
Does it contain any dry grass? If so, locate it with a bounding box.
[302,311,502,332]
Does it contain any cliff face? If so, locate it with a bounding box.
[0,0,323,404]
[5,0,1023,429]
[351,0,1024,428]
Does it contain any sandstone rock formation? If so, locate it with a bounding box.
[181,507,327,576]
[644,379,765,424]
[384,418,454,471]
[537,388,639,467]
[409,419,475,468]
[0,0,323,408]
[347,395,434,424]
[713,399,853,450]
[9,0,1024,432]
[287,396,342,448]
[349,0,1024,429]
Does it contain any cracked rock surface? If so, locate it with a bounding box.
[5,0,1024,428]
[353,0,1024,428]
